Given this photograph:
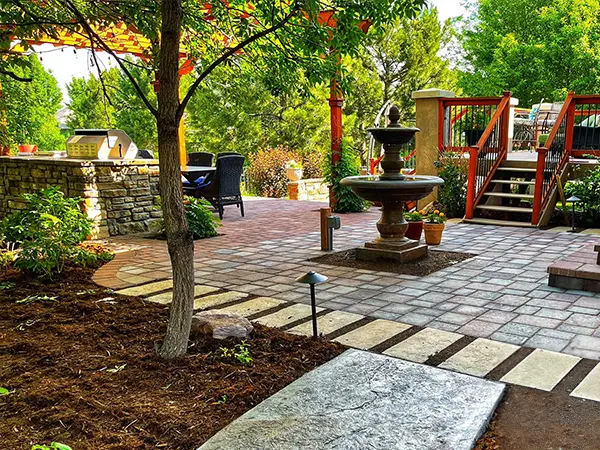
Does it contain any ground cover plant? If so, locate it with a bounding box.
[0,187,113,278]
[0,267,343,449]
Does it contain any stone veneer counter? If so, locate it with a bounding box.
[0,156,163,238]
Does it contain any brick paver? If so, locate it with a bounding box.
[97,198,600,360]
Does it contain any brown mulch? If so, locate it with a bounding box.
[310,248,474,276]
[474,384,600,450]
[0,268,344,450]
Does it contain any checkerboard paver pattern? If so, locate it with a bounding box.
[98,198,600,361]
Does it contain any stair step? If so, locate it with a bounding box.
[463,218,536,228]
[476,205,533,213]
[491,179,535,185]
[496,167,537,173]
[483,192,535,199]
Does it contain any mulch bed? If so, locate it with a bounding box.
[310,248,474,276]
[0,267,344,450]
[474,384,600,450]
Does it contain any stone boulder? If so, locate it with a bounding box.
[192,310,253,340]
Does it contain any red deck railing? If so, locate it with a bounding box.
[439,95,505,153]
[532,93,600,224]
[463,92,512,218]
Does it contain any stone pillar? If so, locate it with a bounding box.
[412,88,455,209]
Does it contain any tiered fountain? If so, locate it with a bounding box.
[341,105,444,262]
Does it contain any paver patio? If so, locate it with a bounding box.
[96,198,600,360]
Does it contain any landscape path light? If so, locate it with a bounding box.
[566,195,581,232]
[295,271,328,339]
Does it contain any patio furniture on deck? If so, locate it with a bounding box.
[188,152,214,166]
[185,155,245,219]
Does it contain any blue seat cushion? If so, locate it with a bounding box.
[182,175,206,187]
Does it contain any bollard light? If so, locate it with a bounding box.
[295,271,328,339]
[567,195,581,233]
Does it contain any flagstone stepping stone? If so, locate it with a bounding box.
[334,319,410,350]
[440,338,519,377]
[146,285,219,305]
[288,311,364,337]
[501,349,580,391]
[221,297,285,317]
[384,328,462,363]
[193,291,249,310]
[115,279,173,297]
[254,304,324,328]
[571,363,600,401]
[198,349,505,450]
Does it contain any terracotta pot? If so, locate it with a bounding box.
[18,144,37,153]
[423,222,445,245]
[286,167,303,181]
[405,221,423,241]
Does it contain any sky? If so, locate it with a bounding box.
[38,0,466,103]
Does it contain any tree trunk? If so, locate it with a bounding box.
[156,0,195,360]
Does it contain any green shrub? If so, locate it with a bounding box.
[186,198,221,239]
[323,140,369,213]
[246,147,299,198]
[435,154,468,218]
[0,187,94,278]
[565,165,600,226]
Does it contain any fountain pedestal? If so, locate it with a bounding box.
[340,105,444,263]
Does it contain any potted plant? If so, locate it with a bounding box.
[404,210,424,241]
[423,210,447,245]
[286,160,303,181]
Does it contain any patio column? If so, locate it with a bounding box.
[412,88,455,209]
[328,77,344,209]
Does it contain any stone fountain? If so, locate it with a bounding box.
[341,105,444,262]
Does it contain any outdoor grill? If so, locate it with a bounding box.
[66,129,146,160]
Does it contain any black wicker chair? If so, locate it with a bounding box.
[188,151,214,166]
[190,155,245,219]
[217,151,242,159]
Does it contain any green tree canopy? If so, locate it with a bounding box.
[459,0,600,105]
[0,54,64,151]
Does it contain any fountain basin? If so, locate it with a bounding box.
[340,175,444,203]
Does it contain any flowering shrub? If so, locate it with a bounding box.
[301,150,324,179]
[435,153,468,218]
[246,147,299,198]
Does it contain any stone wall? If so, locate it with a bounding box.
[0,157,162,238]
[288,178,329,201]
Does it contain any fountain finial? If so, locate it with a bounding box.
[388,105,401,127]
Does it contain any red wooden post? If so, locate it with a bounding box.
[328,77,344,209]
[532,148,547,225]
[465,146,478,219]
[565,93,576,155]
[438,99,445,150]
[501,91,512,158]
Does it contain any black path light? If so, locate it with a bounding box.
[567,195,581,232]
[295,271,328,339]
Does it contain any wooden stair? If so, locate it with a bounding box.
[466,159,537,227]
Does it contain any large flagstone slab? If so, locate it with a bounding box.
[198,349,505,450]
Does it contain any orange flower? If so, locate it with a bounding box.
[419,210,425,215]
[434,210,440,215]
[440,213,446,218]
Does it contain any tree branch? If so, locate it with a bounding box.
[177,3,300,120]
[62,0,158,117]
[0,69,32,82]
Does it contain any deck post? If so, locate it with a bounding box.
[465,146,478,219]
[412,89,455,209]
[532,148,547,225]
